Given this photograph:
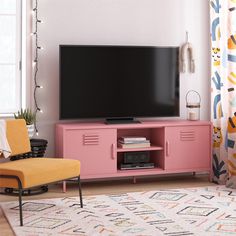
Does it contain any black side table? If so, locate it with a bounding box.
[5,139,49,196]
[10,139,48,160]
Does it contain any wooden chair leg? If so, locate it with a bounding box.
[78,176,83,208]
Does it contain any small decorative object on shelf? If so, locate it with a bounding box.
[14,108,36,138]
[186,90,201,121]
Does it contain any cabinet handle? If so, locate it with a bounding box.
[111,143,116,159]
[166,141,170,156]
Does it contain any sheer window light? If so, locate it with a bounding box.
[0,0,22,115]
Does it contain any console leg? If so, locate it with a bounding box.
[193,172,196,177]
[63,181,66,193]
[133,177,136,184]
[208,171,213,182]
[78,176,83,208]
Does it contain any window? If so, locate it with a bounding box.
[0,0,21,114]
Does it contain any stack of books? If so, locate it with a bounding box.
[117,136,151,148]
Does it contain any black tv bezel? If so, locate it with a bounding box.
[59,45,180,121]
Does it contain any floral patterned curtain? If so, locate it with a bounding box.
[211,0,236,188]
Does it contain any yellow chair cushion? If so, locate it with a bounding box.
[0,158,80,189]
[6,119,31,156]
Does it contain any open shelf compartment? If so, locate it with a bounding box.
[117,127,165,149]
[117,149,165,171]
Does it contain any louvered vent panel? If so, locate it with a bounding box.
[83,134,99,145]
[180,130,196,141]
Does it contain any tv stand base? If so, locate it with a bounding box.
[55,120,212,192]
[105,117,141,124]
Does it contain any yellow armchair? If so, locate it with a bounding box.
[0,119,83,226]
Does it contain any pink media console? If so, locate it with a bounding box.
[55,120,212,189]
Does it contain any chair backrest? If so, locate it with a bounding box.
[6,119,31,156]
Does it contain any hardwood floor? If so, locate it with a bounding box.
[0,174,215,236]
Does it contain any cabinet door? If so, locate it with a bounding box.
[165,126,211,170]
[63,129,117,177]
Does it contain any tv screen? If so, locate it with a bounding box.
[59,45,179,121]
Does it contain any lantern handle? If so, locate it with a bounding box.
[185,90,201,104]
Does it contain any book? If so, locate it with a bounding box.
[118,140,150,144]
[118,142,151,149]
[119,136,147,142]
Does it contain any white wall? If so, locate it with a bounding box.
[34,0,210,155]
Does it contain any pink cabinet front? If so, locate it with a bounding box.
[165,126,211,170]
[63,129,117,177]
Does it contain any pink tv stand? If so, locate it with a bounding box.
[55,120,212,190]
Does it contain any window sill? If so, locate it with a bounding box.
[0,114,14,118]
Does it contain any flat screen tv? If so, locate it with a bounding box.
[59,45,179,123]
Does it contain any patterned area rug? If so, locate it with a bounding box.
[1,185,236,236]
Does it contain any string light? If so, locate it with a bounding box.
[32,0,43,135]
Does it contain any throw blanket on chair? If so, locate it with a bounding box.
[0,120,11,158]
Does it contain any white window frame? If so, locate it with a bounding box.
[21,0,28,110]
[0,0,23,116]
